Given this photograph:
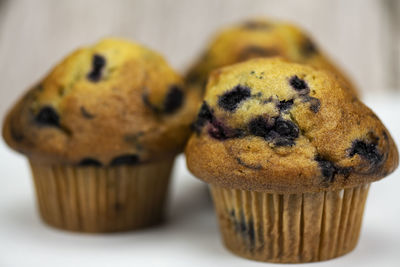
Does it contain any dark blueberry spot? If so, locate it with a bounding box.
[207,121,226,140]
[349,140,383,166]
[249,116,299,146]
[164,85,184,114]
[308,97,321,113]
[273,137,296,146]
[239,46,278,61]
[248,116,274,137]
[303,96,321,113]
[192,102,214,133]
[339,167,352,179]
[218,85,251,112]
[277,99,294,111]
[35,106,60,127]
[315,155,351,182]
[208,120,243,140]
[302,37,318,57]
[110,154,140,166]
[79,158,102,167]
[143,86,184,115]
[271,118,299,145]
[197,102,213,122]
[315,156,337,182]
[80,106,95,119]
[87,54,106,82]
[289,75,309,94]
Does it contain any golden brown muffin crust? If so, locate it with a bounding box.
[3,38,198,166]
[185,58,398,193]
[185,18,357,97]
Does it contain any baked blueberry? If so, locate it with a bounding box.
[164,85,184,114]
[315,156,336,182]
[349,140,383,165]
[218,85,251,111]
[208,120,228,140]
[289,75,309,94]
[301,37,318,57]
[249,116,299,146]
[143,85,184,114]
[193,101,214,133]
[35,106,60,127]
[302,96,321,113]
[307,97,321,113]
[248,116,273,137]
[277,99,294,111]
[87,54,106,82]
[208,120,242,140]
[269,118,299,146]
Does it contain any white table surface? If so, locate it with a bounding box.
[1,93,400,267]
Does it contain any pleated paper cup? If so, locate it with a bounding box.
[210,184,370,263]
[29,158,174,233]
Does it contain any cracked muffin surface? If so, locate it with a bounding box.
[3,38,197,166]
[185,58,398,193]
[186,18,358,96]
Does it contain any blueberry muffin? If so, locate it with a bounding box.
[186,18,358,96]
[3,38,197,232]
[185,58,398,263]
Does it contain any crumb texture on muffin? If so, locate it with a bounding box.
[185,18,357,96]
[3,38,197,165]
[185,58,398,193]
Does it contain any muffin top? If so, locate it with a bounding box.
[185,18,357,96]
[185,58,398,193]
[3,38,197,166]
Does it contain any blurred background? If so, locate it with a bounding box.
[0,0,400,126]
